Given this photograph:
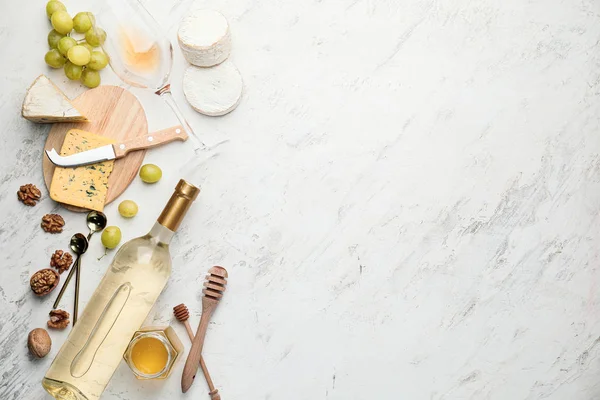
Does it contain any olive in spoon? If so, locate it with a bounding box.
[53,234,89,314]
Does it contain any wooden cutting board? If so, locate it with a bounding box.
[43,85,148,212]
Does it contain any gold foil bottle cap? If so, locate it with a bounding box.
[175,179,200,201]
[157,179,200,232]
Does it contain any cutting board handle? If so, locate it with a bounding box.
[113,125,188,158]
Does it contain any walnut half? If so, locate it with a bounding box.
[48,309,70,329]
[50,250,73,274]
[30,269,60,296]
[41,214,65,233]
[17,184,41,206]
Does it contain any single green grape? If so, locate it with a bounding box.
[73,12,93,33]
[50,10,73,35]
[46,1,66,19]
[47,30,65,49]
[64,61,83,80]
[87,51,108,70]
[57,36,77,56]
[85,27,106,47]
[45,49,66,68]
[67,45,91,66]
[118,200,139,218]
[139,164,162,183]
[81,69,101,88]
[101,226,122,249]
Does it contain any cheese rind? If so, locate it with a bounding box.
[177,9,231,67]
[22,75,88,123]
[50,129,115,211]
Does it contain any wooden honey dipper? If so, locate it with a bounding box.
[182,266,228,393]
[174,304,220,400]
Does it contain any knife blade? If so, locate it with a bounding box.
[46,125,188,168]
[46,146,115,167]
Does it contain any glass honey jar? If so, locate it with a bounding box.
[124,326,184,380]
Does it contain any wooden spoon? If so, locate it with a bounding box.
[181,266,228,393]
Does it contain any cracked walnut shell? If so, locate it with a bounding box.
[17,184,41,206]
[30,268,60,296]
[41,214,65,233]
[48,309,70,329]
[50,250,73,274]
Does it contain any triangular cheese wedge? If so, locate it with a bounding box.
[22,75,88,123]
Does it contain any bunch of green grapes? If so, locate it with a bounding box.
[44,1,109,88]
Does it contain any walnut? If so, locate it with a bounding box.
[50,250,73,274]
[30,269,60,296]
[17,184,41,206]
[48,309,70,329]
[27,328,51,358]
[41,214,65,233]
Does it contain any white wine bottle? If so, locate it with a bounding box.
[43,180,200,400]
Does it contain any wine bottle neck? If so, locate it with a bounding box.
[149,222,175,245]
[156,180,200,232]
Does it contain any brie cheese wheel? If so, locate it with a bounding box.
[22,75,87,123]
[183,60,243,116]
[178,9,231,67]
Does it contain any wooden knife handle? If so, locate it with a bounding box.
[113,125,188,158]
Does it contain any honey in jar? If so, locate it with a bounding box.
[124,326,183,380]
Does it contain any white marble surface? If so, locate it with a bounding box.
[2,0,600,399]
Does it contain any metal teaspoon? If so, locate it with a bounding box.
[53,234,89,316]
[73,212,107,325]
[85,211,107,241]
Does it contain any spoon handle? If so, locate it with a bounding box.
[73,257,81,325]
[182,302,215,392]
[53,256,80,309]
[181,320,219,397]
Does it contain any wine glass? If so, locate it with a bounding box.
[91,0,204,151]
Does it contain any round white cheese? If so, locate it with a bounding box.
[177,9,231,67]
[182,60,243,116]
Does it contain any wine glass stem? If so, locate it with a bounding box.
[156,86,204,150]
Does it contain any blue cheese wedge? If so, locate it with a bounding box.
[50,129,115,211]
[22,75,88,123]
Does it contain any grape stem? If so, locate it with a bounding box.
[97,249,108,261]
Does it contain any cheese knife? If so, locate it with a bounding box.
[45,125,188,167]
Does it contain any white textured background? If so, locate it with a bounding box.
[1,0,600,399]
